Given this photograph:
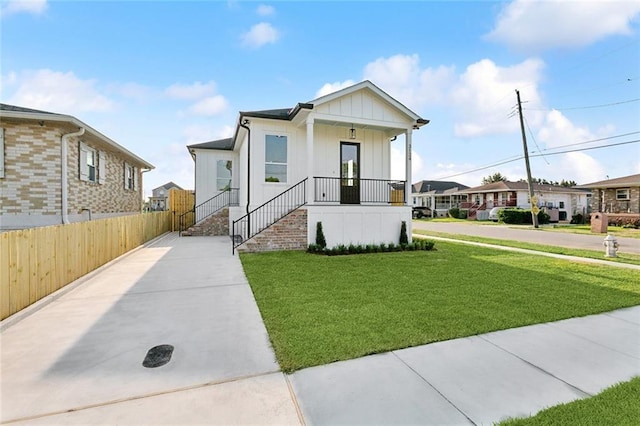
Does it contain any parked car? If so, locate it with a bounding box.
[488,207,506,222]
[412,206,432,219]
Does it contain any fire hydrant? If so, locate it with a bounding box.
[603,234,618,258]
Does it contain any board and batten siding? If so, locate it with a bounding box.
[193,149,238,207]
[314,89,408,125]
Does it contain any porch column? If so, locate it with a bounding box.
[405,128,412,205]
[306,117,315,204]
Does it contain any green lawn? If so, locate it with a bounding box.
[500,377,640,425]
[240,242,640,372]
[413,230,640,266]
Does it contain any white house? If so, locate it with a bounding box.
[460,181,590,221]
[186,80,429,252]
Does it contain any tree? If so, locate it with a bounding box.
[482,173,508,185]
[518,177,577,187]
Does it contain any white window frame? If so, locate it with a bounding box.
[216,159,232,191]
[124,162,137,190]
[264,134,287,183]
[79,142,105,184]
[0,127,5,178]
[616,189,630,200]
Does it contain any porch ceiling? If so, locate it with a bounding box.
[313,117,407,137]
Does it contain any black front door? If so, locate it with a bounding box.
[340,142,360,204]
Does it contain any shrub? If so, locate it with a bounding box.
[571,213,584,224]
[448,207,460,219]
[315,222,327,248]
[399,221,408,246]
[499,208,550,224]
[307,239,436,256]
[458,210,468,219]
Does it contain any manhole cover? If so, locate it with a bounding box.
[143,344,174,368]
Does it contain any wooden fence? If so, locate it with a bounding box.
[169,188,195,231]
[0,211,171,321]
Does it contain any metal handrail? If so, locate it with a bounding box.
[179,188,239,235]
[232,179,307,253]
[313,177,406,204]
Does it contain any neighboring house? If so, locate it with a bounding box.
[578,174,640,214]
[186,80,429,251]
[411,180,469,217]
[149,181,183,211]
[0,104,153,230]
[460,181,589,221]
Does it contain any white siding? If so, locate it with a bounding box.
[193,149,238,207]
[315,90,407,125]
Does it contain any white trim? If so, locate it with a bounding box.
[0,127,4,178]
[98,151,106,184]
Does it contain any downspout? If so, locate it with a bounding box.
[239,117,251,216]
[61,127,85,224]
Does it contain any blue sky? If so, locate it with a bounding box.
[2,0,639,197]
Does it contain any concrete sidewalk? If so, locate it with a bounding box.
[289,306,640,425]
[2,233,638,425]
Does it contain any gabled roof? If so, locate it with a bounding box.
[154,181,183,191]
[462,181,589,194]
[412,180,469,194]
[0,103,154,169]
[577,174,640,189]
[309,80,428,127]
[189,80,430,154]
[187,138,234,151]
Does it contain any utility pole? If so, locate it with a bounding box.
[516,89,539,228]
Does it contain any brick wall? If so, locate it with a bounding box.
[1,121,145,229]
[592,188,640,214]
[182,207,229,236]
[0,124,62,214]
[237,208,308,253]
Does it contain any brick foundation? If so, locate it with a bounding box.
[182,208,229,236]
[237,208,308,253]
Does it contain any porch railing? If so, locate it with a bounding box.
[232,179,307,253]
[179,188,239,235]
[314,177,406,204]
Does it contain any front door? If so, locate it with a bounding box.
[340,142,360,204]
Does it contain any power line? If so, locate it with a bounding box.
[531,131,640,153]
[434,138,640,181]
[526,97,640,112]
[524,116,549,165]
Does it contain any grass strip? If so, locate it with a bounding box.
[241,242,640,372]
[500,377,640,425]
[413,230,640,266]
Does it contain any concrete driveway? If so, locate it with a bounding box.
[1,233,300,425]
[413,221,640,254]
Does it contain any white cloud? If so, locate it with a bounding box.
[363,54,455,109]
[486,0,640,52]
[241,22,279,48]
[165,81,217,100]
[314,80,356,98]
[3,69,113,113]
[187,96,228,116]
[110,82,156,102]
[1,0,47,17]
[256,4,275,16]
[327,53,543,139]
[451,58,545,138]
[536,109,607,183]
[390,144,424,181]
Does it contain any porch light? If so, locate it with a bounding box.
[349,125,356,139]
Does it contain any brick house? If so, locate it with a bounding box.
[0,104,154,230]
[185,80,429,252]
[578,174,640,215]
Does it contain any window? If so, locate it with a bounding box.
[216,160,232,191]
[79,142,105,183]
[124,163,136,190]
[616,189,630,200]
[559,201,565,209]
[265,135,287,182]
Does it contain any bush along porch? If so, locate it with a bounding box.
[308,221,435,255]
